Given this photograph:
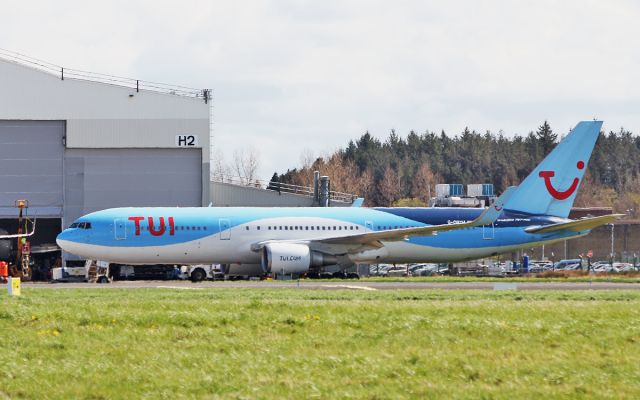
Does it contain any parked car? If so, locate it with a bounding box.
[553,259,582,270]
[413,263,441,276]
[386,265,412,277]
[613,262,636,272]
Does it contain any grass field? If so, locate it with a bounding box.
[358,272,640,283]
[1,288,640,399]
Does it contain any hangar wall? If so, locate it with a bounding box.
[0,120,64,217]
[64,148,202,224]
[0,58,210,224]
[0,54,211,266]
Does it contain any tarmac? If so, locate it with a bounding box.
[21,280,640,291]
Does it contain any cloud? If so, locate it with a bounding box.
[2,1,639,180]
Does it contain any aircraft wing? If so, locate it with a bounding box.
[524,214,624,234]
[250,187,516,252]
[315,186,516,247]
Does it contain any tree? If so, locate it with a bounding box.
[410,163,441,203]
[275,123,640,211]
[211,148,231,181]
[536,120,558,155]
[267,172,280,191]
[378,166,402,206]
[392,198,428,207]
[233,147,260,185]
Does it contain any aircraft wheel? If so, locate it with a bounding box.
[190,268,206,282]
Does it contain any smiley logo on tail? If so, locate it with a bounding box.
[539,161,584,200]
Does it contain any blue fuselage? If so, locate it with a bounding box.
[56,206,584,266]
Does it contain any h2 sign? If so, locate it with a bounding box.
[175,135,199,148]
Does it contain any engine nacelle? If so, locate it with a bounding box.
[261,243,337,274]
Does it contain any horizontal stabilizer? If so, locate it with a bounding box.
[524,214,624,234]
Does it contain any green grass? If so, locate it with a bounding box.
[355,274,640,283]
[1,289,640,399]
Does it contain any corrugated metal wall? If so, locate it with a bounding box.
[0,120,64,217]
[64,148,202,226]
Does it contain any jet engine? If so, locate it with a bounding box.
[0,229,13,262]
[261,243,337,274]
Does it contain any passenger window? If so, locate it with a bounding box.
[257,226,261,230]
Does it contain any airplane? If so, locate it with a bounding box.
[56,121,623,276]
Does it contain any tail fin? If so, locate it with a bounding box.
[504,120,602,218]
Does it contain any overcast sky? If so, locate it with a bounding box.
[2,1,639,181]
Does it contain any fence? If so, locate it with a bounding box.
[210,173,357,204]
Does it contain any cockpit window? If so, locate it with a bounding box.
[70,222,92,229]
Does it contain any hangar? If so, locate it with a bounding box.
[0,50,211,264]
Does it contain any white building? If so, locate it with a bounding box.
[0,50,211,260]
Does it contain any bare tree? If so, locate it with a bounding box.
[411,163,441,203]
[211,148,232,181]
[378,166,402,206]
[233,147,261,185]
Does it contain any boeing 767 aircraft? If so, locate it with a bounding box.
[57,121,621,276]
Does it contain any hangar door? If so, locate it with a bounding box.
[64,148,202,226]
[0,121,64,217]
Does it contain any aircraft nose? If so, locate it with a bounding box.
[56,229,71,249]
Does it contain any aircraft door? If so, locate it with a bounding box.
[219,218,231,240]
[114,219,127,240]
[365,221,374,231]
[482,223,495,240]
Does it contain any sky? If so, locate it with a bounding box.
[2,1,640,181]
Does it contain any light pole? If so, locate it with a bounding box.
[609,223,615,264]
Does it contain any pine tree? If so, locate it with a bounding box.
[536,120,558,155]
